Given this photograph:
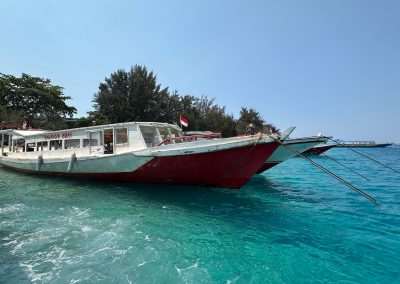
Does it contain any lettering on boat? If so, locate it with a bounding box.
[43,133,72,140]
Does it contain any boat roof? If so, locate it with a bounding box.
[0,129,47,136]
[0,121,181,138]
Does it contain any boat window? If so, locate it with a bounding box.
[116,128,128,144]
[50,140,62,150]
[157,127,170,141]
[37,141,48,151]
[103,129,113,154]
[169,128,183,143]
[26,142,35,152]
[83,139,98,147]
[14,139,25,152]
[139,126,160,147]
[3,134,9,146]
[64,139,80,149]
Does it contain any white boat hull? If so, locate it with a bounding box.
[257,136,329,173]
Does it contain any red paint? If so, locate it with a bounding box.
[303,144,336,155]
[84,142,279,188]
[4,142,280,189]
[256,162,280,174]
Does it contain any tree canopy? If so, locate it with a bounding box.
[1,66,279,136]
[0,73,76,129]
[90,65,279,136]
[91,65,240,136]
[93,66,170,123]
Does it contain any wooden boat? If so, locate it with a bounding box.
[0,122,280,189]
[302,143,337,155]
[336,141,392,148]
[256,136,329,173]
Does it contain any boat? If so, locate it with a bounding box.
[256,136,329,174]
[302,142,337,155]
[336,141,392,148]
[0,122,280,189]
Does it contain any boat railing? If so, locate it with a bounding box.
[157,133,222,146]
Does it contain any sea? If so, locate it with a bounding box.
[0,147,399,283]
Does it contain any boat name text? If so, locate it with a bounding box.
[43,133,72,140]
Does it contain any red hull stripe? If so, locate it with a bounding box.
[2,142,280,189]
[256,162,280,174]
[303,145,336,155]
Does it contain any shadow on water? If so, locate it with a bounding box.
[0,166,342,241]
[0,165,312,227]
[0,165,321,216]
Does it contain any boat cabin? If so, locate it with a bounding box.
[0,122,183,157]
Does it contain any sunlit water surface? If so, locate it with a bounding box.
[1,148,399,283]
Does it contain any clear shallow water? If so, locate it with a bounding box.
[0,148,399,283]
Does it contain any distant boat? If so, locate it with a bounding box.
[303,143,337,155]
[336,141,392,148]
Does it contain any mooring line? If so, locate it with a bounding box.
[330,138,400,175]
[321,153,370,181]
[273,139,379,205]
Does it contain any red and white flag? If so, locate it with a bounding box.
[180,115,188,127]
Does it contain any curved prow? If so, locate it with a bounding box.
[280,127,296,140]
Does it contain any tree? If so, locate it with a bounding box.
[0,73,77,129]
[236,107,265,134]
[93,65,170,123]
[0,105,24,128]
[262,123,280,135]
[91,65,278,137]
[192,96,236,137]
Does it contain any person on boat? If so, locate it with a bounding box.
[246,124,256,135]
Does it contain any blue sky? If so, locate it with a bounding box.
[1,0,399,142]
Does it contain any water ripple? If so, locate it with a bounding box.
[0,148,400,283]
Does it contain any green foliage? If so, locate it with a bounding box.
[236,107,265,134]
[1,66,279,136]
[92,65,279,137]
[181,96,236,137]
[263,123,280,135]
[0,72,76,129]
[65,111,111,129]
[0,105,24,128]
[235,107,279,135]
[93,66,170,123]
[92,66,238,136]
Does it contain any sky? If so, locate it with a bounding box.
[1,0,399,142]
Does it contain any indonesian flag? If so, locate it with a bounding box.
[180,115,188,127]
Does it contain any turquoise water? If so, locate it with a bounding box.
[1,148,399,283]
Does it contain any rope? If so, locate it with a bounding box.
[330,138,400,175]
[272,138,379,205]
